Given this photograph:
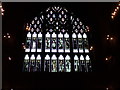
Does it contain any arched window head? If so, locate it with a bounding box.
[24,54,29,60]
[38,32,42,37]
[86,55,90,60]
[58,32,63,38]
[45,54,50,60]
[83,33,87,38]
[64,33,69,38]
[52,32,56,38]
[27,32,31,38]
[46,32,50,37]
[30,54,35,60]
[74,55,79,60]
[65,55,70,60]
[72,33,76,38]
[36,55,41,60]
[32,32,37,38]
[59,55,64,60]
[80,55,84,60]
[78,33,82,38]
[51,54,57,60]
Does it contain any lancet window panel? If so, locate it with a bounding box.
[44,54,50,72]
[78,33,84,53]
[83,33,89,53]
[23,54,30,72]
[58,55,65,72]
[45,32,51,52]
[30,54,36,72]
[72,33,78,53]
[74,55,79,72]
[85,55,92,72]
[51,55,57,72]
[79,55,87,72]
[58,33,64,52]
[64,33,70,52]
[51,33,57,52]
[37,32,42,52]
[25,32,32,52]
[31,32,37,52]
[36,55,41,72]
[65,55,71,72]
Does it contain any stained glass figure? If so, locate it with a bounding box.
[44,54,50,72]
[37,32,42,52]
[65,55,71,72]
[23,6,92,72]
[52,32,57,52]
[51,55,57,72]
[36,55,41,72]
[30,54,36,72]
[45,32,50,52]
[58,33,64,52]
[25,32,31,52]
[72,33,78,53]
[78,33,83,53]
[74,55,79,72]
[80,55,86,72]
[31,32,37,52]
[64,33,70,52]
[85,55,92,72]
[24,54,29,72]
[58,55,64,72]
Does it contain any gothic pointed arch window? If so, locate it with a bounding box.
[23,6,92,72]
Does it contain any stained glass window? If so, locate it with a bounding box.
[83,33,89,53]
[23,6,92,72]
